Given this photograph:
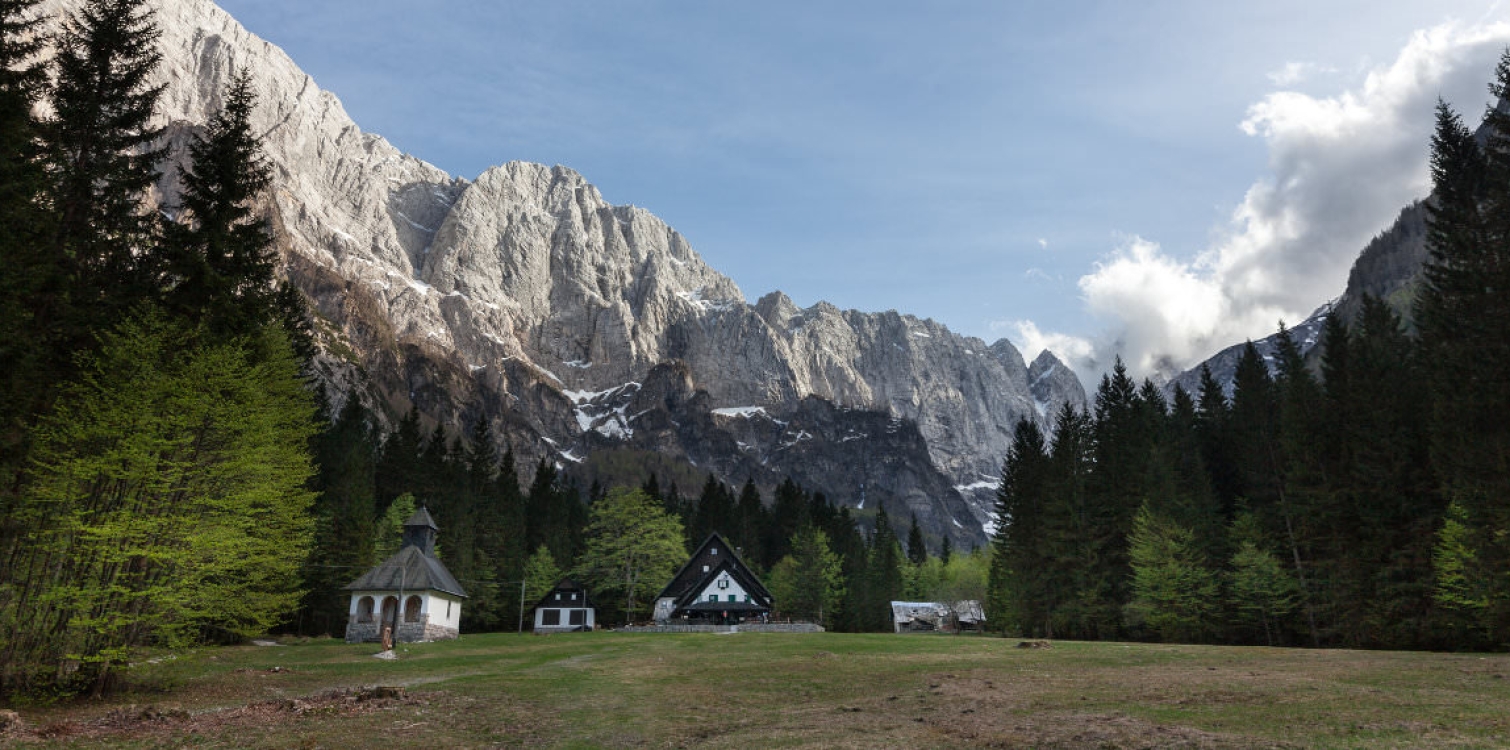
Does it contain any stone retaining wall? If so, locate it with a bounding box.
[344,616,458,643]
[618,623,824,634]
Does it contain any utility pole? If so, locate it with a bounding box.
[517,577,526,634]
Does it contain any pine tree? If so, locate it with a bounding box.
[1417,75,1510,645]
[864,506,905,631]
[376,407,423,510]
[1042,402,1094,639]
[42,0,168,343]
[160,69,291,343]
[0,0,53,483]
[989,419,1049,635]
[734,478,768,567]
[906,513,927,566]
[301,395,378,636]
[768,524,844,627]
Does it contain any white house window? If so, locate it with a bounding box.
[711,548,718,555]
[447,600,452,617]
[717,578,729,589]
[702,565,709,572]
[555,593,561,600]
[708,594,717,602]
[570,593,577,601]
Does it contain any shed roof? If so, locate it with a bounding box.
[344,545,467,598]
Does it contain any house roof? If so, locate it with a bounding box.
[534,578,595,611]
[890,600,985,624]
[672,558,772,610]
[655,532,772,604]
[344,545,467,598]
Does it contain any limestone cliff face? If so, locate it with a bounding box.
[36,0,1087,545]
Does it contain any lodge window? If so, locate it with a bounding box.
[711,548,718,555]
[357,596,374,623]
[542,609,561,626]
[728,595,737,603]
[555,593,562,600]
[708,594,717,602]
[717,578,729,589]
[569,610,585,626]
[405,595,422,623]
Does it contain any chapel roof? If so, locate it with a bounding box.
[344,545,467,598]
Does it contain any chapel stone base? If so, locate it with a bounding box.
[344,616,458,644]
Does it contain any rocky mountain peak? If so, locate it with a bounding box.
[47,0,1089,546]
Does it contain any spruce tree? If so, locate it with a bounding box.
[989,419,1050,635]
[865,506,905,631]
[0,0,51,562]
[42,0,167,342]
[301,395,378,636]
[1417,75,1510,645]
[161,69,287,342]
[906,513,927,566]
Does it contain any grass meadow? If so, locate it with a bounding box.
[2,631,1508,748]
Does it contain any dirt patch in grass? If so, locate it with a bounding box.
[886,672,1290,749]
[2,686,556,748]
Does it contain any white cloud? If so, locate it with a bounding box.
[1007,320,1095,370]
[1028,21,1510,387]
[1037,237,1049,249]
[1267,61,1337,87]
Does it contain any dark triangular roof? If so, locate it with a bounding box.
[533,578,594,611]
[344,545,467,598]
[671,557,773,610]
[655,532,772,604]
[404,507,438,530]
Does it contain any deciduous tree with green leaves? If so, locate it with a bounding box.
[575,488,686,624]
[1125,502,1219,643]
[0,315,315,696]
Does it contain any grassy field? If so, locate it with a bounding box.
[2,632,1508,748]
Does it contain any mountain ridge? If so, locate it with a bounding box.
[36,0,1089,546]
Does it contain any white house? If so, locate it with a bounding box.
[344,508,467,644]
[533,579,596,633]
[653,532,772,625]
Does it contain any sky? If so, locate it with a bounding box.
[214,0,1510,386]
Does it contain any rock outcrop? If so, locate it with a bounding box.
[35,0,1087,546]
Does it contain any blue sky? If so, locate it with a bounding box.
[215,0,1510,382]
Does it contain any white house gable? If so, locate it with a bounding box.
[694,570,751,605]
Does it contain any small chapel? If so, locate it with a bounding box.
[343,508,467,644]
[652,532,773,625]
